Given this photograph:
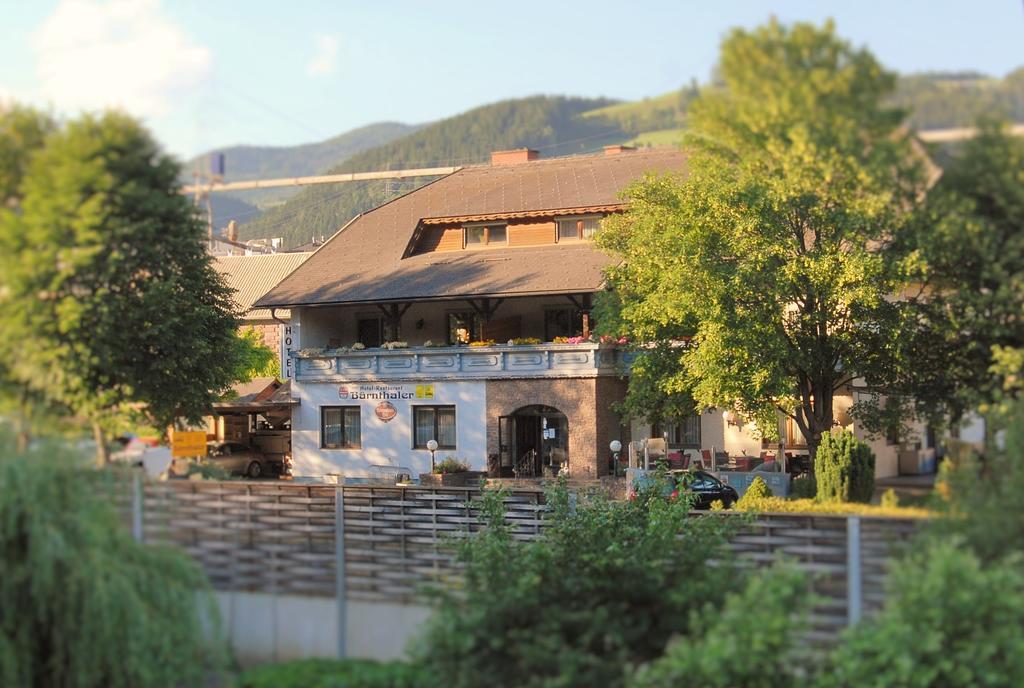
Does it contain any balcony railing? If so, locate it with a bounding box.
[293,343,636,382]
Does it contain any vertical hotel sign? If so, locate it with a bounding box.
[280,322,299,379]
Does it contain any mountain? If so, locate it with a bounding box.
[228,69,1024,247]
[239,95,622,246]
[186,121,419,214]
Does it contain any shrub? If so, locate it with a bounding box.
[739,475,771,506]
[880,488,900,509]
[733,496,930,518]
[509,337,541,345]
[826,540,1024,687]
[414,480,742,688]
[433,457,470,474]
[468,339,496,347]
[631,565,811,688]
[234,658,427,688]
[0,436,225,687]
[790,474,817,499]
[815,431,875,503]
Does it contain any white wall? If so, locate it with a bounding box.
[215,591,432,667]
[292,379,487,477]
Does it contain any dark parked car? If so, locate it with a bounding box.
[673,470,740,509]
[205,441,283,479]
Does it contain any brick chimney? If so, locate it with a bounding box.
[603,145,636,156]
[491,148,540,166]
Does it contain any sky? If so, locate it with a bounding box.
[1,0,1022,160]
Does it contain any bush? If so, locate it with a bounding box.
[790,474,817,499]
[414,479,742,688]
[631,565,810,688]
[234,658,427,688]
[0,436,225,687]
[733,496,930,518]
[880,488,900,509]
[815,431,875,503]
[433,457,470,474]
[737,475,771,507]
[826,540,1024,687]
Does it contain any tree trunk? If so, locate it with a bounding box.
[93,422,109,467]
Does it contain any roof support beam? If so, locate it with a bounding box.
[565,293,593,339]
[377,302,412,341]
[466,297,504,323]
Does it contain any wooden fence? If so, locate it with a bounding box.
[128,478,919,641]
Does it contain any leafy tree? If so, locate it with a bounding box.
[414,482,740,688]
[597,19,927,461]
[0,435,225,687]
[825,540,1024,687]
[630,564,810,688]
[232,326,281,381]
[893,120,1024,429]
[0,103,55,207]
[0,111,244,462]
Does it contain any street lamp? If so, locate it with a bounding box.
[426,439,438,472]
[610,440,622,476]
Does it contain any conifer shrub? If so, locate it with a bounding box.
[740,475,772,504]
[814,431,875,503]
[0,435,225,687]
[790,474,817,500]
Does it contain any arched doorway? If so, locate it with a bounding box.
[498,405,569,478]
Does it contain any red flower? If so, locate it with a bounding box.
[629,492,638,502]
[669,489,680,501]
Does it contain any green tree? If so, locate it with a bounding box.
[0,111,244,462]
[415,482,739,688]
[814,430,875,503]
[597,19,926,461]
[0,103,55,207]
[0,435,225,687]
[894,120,1024,429]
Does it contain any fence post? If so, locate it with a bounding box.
[335,485,347,658]
[131,471,144,543]
[847,516,862,626]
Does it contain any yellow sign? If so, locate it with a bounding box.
[415,384,435,399]
[171,431,207,458]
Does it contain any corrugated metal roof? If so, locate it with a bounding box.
[214,253,313,320]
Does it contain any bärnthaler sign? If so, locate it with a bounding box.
[338,384,435,400]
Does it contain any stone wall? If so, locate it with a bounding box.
[485,377,628,478]
[244,320,281,353]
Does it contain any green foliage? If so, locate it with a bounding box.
[187,459,236,481]
[0,110,247,448]
[880,488,900,509]
[815,431,875,503]
[234,658,427,688]
[432,457,470,474]
[414,481,741,688]
[931,399,1024,563]
[891,68,1024,130]
[741,475,772,502]
[734,496,929,517]
[0,434,225,687]
[597,19,926,459]
[231,326,281,382]
[0,103,55,206]
[630,564,810,688]
[243,96,619,246]
[826,540,1024,687]
[790,474,817,499]
[892,119,1024,426]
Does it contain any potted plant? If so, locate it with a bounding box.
[420,456,476,487]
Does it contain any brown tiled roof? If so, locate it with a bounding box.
[254,148,688,308]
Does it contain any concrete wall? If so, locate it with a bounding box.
[292,379,487,477]
[215,592,431,667]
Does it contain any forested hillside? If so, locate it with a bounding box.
[233,70,1024,247]
[240,96,618,245]
[187,121,418,212]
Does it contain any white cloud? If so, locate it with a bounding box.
[30,0,211,118]
[306,34,339,77]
